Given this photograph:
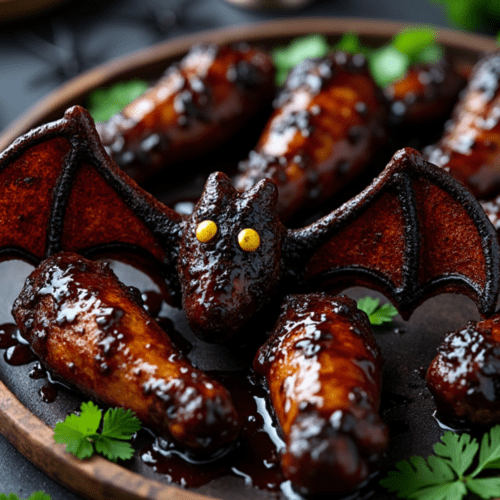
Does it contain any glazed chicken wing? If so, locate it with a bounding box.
[254,293,388,495]
[424,52,500,199]
[12,252,240,453]
[385,58,465,125]
[427,313,500,425]
[234,52,386,220]
[97,43,275,182]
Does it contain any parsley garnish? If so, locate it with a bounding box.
[381,426,500,499]
[432,0,500,30]
[357,296,398,325]
[272,34,330,85]
[87,79,149,122]
[271,28,443,89]
[53,401,142,462]
[369,27,443,88]
[0,493,51,500]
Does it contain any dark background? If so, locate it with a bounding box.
[0,0,486,498]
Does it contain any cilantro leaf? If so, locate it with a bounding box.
[272,34,330,85]
[88,79,149,122]
[381,425,500,499]
[432,0,492,30]
[101,407,142,440]
[369,45,410,88]
[475,425,500,474]
[433,431,478,476]
[357,297,398,325]
[53,415,95,459]
[53,402,141,462]
[26,494,51,500]
[0,493,51,500]
[393,27,436,60]
[95,436,135,462]
[334,33,368,55]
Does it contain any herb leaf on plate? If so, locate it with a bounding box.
[88,79,149,122]
[357,297,398,325]
[53,401,141,462]
[380,425,500,499]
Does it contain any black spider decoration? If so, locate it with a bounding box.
[18,20,107,87]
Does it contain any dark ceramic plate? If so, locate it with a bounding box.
[0,18,497,500]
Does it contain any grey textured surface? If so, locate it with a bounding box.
[0,1,465,499]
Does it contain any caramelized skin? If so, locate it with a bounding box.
[427,313,500,425]
[178,173,285,343]
[385,58,465,125]
[234,52,386,220]
[97,43,275,182]
[12,253,240,453]
[254,294,388,495]
[424,52,500,199]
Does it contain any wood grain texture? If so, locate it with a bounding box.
[0,19,497,500]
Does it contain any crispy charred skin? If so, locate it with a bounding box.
[97,43,275,182]
[426,313,500,425]
[385,58,465,125]
[233,52,386,220]
[12,253,240,453]
[254,294,388,495]
[424,52,500,199]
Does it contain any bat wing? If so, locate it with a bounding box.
[285,148,500,318]
[0,106,183,299]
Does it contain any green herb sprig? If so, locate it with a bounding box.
[53,401,142,462]
[357,296,398,325]
[0,493,51,500]
[271,28,443,88]
[381,425,500,499]
[87,79,149,122]
[432,0,500,31]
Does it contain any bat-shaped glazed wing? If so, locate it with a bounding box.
[0,106,183,299]
[285,148,500,318]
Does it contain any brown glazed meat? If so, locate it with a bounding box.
[427,313,500,425]
[424,52,500,199]
[254,294,388,495]
[385,58,465,125]
[233,52,386,220]
[12,253,240,453]
[97,43,275,182]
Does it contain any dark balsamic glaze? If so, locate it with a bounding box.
[39,382,58,403]
[141,371,285,492]
[0,323,36,366]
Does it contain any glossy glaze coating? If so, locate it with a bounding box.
[97,43,275,182]
[426,313,500,424]
[424,52,500,199]
[254,294,388,495]
[12,253,240,452]
[0,108,498,343]
[385,58,465,125]
[177,172,285,342]
[234,52,386,220]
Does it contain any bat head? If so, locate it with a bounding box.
[177,172,285,343]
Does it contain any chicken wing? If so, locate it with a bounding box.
[12,252,240,453]
[427,312,500,425]
[97,43,275,182]
[254,293,388,495]
[233,52,386,220]
[424,52,500,199]
[385,58,465,125]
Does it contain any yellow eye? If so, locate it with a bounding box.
[196,220,217,243]
[238,228,260,252]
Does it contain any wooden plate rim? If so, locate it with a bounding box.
[0,17,497,500]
